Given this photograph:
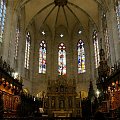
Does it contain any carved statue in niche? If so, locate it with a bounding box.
[6,64,10,74]
[68,97,72,107]
[56,87,58,92]
[51,99,55,108]
[60,85,64,92]
[59,100,64,109]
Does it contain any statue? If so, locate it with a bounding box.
[3,60,7,71]
[6,64,10,73]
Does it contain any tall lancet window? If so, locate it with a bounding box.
[103,29,110,59]
[24,32,31,69]
[77,40,86,73]
[39,40,46,74]
[115,0,120,38]
[93,30,100,68]
[58,43,66,75]
[14,23,20,60]
[102,13,110,59]
[0,0,6,42]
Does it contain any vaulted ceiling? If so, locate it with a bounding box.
[14,0,110,36]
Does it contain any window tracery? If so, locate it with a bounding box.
[0,0,6,42]
[115,0,120,38]
[14,23,20,60]
[102,13,110,59]
[93,30,100,68]
[77,39,86,73]
[24,32,31,69]
[39,40,46,73]
[58,43,66,75]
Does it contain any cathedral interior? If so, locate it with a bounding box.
[0,0,120,119]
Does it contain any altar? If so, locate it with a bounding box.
[53,110,72,117]
[45,76,79,117]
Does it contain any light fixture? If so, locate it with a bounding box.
[78,30,82,34]
[2,78,5,81]
[112,82,115,86]
[96,89,100,98]
[103,13,106,17]
[42,31,45,35]
[60,34,64,38]
[14,72,19,79]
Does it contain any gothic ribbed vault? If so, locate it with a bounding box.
[14,0,110,37]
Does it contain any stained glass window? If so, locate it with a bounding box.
[103,29,110,59]
[77,40,86,73]
[24,32,31,69]
[58,43,66,75]
[39,40,46,73]
[93,30,100,68]
[0,0,6,42]
[102,14,110,59]
[14,26,19,60]
[115,0,120,38]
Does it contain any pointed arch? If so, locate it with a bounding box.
[39,40,46,73]
[24,32,31,69]
[77,39,86,73]
[58,43,66,75]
